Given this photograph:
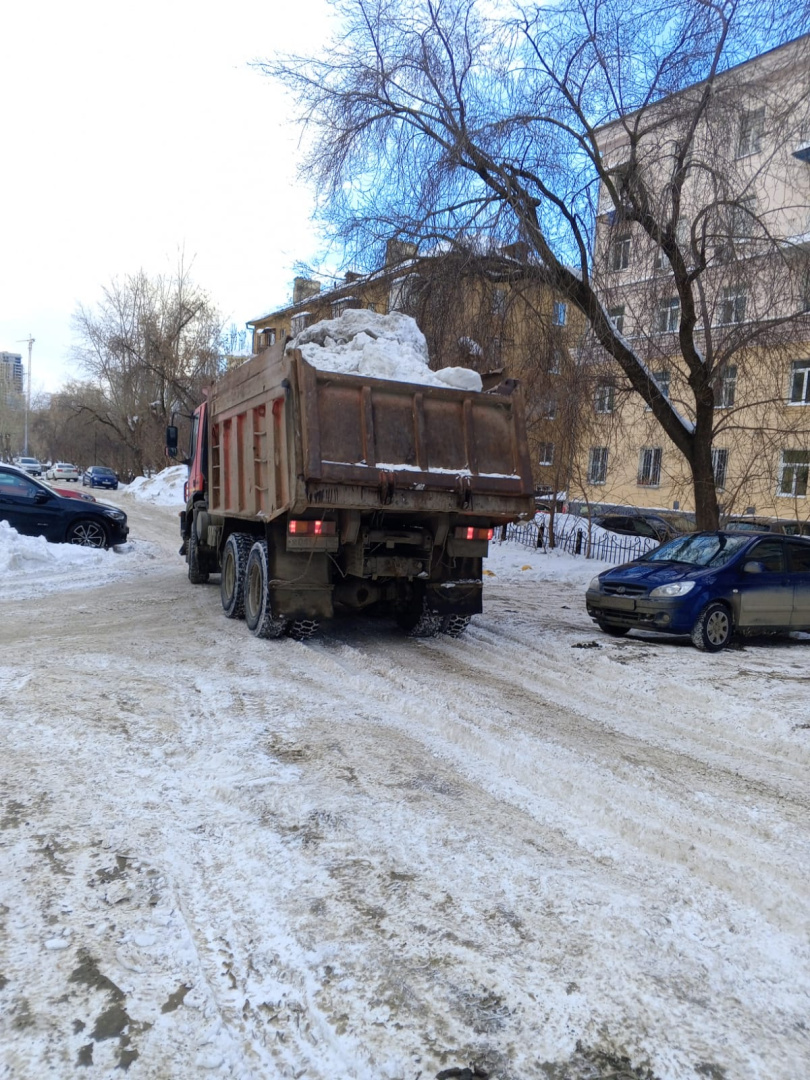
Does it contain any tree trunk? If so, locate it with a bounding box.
[690,430,720,531]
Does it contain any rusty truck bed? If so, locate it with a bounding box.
[207,343,535,522]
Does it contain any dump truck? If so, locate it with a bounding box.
[168,336,535,639]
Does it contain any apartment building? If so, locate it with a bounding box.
[0,351,24,403]
[568,34,810,518]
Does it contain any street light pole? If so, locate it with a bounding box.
[17,336,34,455]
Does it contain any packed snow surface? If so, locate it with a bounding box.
[289,309,484,392]
[125,465,186,506]
[1,471,809,1079]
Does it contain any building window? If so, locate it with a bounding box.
[552,301,567,326]
[608,305,625,334]
[719,286,747,325]
[594,382,615,414]
[290,313,311,336]
[588,447,609,485]
[257,328,276,348]
[730,197,756,241]
[738,107,765,157]
[538,442,554,466]
[653,247,667,272]
[778,450,810,497]
[712,448,729,491]
[541,397,557,420]
[611,234,631,271]
[715,365,737,408]
[645,370,670,411]
[492,288,507,316]
[789,360,810,404]
[546,347,565,374]
[657,297,680,333]
[638,447,662,487]
[331,298,355,318]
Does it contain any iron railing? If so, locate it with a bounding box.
[493,520,655,564]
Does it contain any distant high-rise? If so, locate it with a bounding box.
[0,352,24,401]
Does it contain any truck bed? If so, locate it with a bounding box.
[208,344,535,521]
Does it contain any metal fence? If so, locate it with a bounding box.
[493,520,653,564]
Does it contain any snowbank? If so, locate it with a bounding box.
[289,309,484,392]
[485,534,610,586]
[125,465,187,506]
[0,519,113,574]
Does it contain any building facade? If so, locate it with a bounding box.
[565,35,810,518]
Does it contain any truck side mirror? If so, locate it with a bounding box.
[166,425,179,458]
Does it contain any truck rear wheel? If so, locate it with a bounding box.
[397,597,442,638]
[441,614,472,637]
[221,533,253,619]
[244,540,288,639]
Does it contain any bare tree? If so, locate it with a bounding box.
[71,264,223,475]
[262,0,810,527]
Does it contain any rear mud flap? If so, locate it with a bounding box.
[424,580,482,616]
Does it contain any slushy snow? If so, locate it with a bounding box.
[289,309,484,392]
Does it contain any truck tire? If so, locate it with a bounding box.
[221,532,253,619]
[244,540,287,639]
[397,597,442,638]
[287,619,320,641]
[187,522,209,584]
[441,614,472,637]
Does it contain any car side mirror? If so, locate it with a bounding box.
[166,425,179,458]
[743,560,764,574]
[34,489,52,504]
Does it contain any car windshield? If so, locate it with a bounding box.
[641,532,749,568]
[94,468,115,476]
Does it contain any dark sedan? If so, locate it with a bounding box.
[83,466,119,490]
[586,531,810,651]
[0,465,128,549]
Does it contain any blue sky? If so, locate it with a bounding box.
[0,0,333,392]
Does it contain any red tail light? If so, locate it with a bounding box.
[288,519,336,536]
[454,526,494,541]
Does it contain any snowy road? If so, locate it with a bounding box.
[1,493,809,1079]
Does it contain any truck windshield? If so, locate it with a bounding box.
[643,533,749,568]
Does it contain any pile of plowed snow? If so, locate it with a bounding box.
[289,309,483,392]
[125,465,187,506]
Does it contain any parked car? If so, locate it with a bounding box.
[0,464,128,548]
[593,513,681,543]
[46,462,81,482]
[722,516,810,536]
[586,530,810,651]
[82,466,119,490]
[14,457,43,477]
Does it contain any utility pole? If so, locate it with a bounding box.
[17,336,34,455]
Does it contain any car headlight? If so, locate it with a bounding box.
[588,576,602,591]
[649,581,695,598]
[103,509,126,521]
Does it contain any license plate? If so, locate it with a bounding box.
[604,596,635,611]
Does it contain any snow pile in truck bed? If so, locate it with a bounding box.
[288,309,484,392]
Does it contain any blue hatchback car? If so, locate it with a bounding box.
[586,531,810,651]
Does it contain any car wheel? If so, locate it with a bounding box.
[691,601,732,652]
[596,621,630,637]
[244,540,288,638]
[187,521,210,584]
[66,519,108,549]
[220,532,252,618]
